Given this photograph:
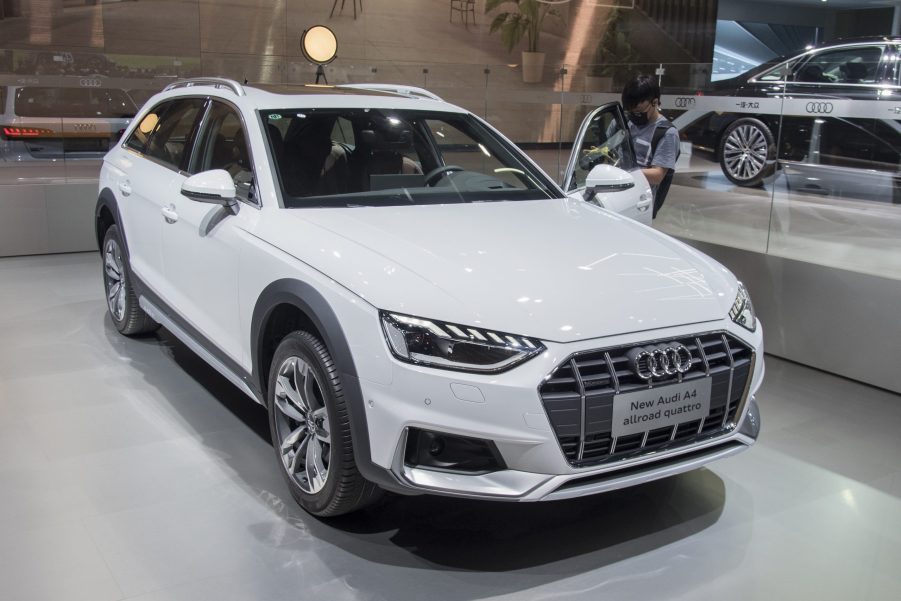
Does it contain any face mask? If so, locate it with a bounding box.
[627,110,650,126]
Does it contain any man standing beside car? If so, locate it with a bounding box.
[622,74,679,218]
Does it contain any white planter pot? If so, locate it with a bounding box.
[521,51,545,84]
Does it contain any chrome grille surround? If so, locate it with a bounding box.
[537,331,755,468]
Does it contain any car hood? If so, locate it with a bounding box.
[267,199,737,343]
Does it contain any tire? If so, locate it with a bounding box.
[718,117,775,187]
[267,331,381,517]
[101,225,160,336]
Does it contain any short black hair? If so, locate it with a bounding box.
[621,74,660,111]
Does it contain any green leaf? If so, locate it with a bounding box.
[489,12,510,35]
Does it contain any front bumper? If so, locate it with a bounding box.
[397,396,759,501]
[358,320,764,501]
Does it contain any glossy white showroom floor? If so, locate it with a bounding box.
[1,252,899,601]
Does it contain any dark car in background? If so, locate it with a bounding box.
[674,37,901,202]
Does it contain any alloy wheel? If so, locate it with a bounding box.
[273,355,331,494]
[722,124,768,182]
[103,238,126,321]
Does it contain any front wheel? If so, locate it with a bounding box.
[267,331,381,517]
[718,118,775,187]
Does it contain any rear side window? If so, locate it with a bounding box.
[14,87,137,118]
[794,45,884,84]
[140,98,206,170]
[0,87,7,112]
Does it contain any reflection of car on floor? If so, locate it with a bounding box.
[675,37,901,202]
[0,83,137,171]
[95,78,763,517]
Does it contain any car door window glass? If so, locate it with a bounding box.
[192,101,254,200]
[794,46,883,84]
[758,59,799,82]
[570,108,635,191]
[125,100,169,153]
[143,98,205,169]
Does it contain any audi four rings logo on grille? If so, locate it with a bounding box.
[79,78,102,88]
[805,102,833,114]
[674,97,696,108]
[626,343,693,380]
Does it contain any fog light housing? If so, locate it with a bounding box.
[404,428,506,474]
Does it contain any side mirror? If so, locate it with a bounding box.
[181,169,238,211]
[583,164,635,201]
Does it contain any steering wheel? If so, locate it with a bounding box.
[423,165,464,186]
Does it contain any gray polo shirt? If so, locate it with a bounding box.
[628,114,679,196]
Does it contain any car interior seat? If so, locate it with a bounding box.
[210,128,249,179]
[280,117,348,197]
[839,61,869,83]
[796,64,828,83]
[354,127,422,191]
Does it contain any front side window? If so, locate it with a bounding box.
[191,101,254,199]
[141,98,205,169]
[794,46,884,84]
[570,106,636,191]
[261,108,557,208]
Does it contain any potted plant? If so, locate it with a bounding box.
[592,8,639,90]
[486,0,564,83]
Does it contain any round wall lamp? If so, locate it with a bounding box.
[301,25,338,84]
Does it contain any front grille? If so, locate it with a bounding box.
[538,332,754,468]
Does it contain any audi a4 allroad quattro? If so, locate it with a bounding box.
[96,78,763,516]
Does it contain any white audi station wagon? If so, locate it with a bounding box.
[96,78,763,516]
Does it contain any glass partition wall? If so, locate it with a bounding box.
[1,0,899,281]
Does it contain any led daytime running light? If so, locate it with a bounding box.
[380,311,544,373]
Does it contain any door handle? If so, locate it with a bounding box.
[161,205,178,224]
[637,193,653,212]
[118,181,132,196]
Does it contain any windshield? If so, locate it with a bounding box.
[261,108,558,208]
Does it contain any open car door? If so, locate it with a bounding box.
[562,102,653,225]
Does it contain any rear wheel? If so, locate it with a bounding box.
[101,225,159,336]
[718,118,775,187]
[267,331,381,517]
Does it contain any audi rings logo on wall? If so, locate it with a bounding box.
[805,101,834,114]
[674,97,696,108]
[626,343,693,380]
[79,78,103,88]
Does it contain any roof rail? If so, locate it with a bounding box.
[163,77,246,97]
[338,83,443,101]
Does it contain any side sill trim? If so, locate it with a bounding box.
[138,296,263,405]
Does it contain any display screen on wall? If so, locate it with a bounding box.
[712,20,820,81]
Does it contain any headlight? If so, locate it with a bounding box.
[729,282,756,332]
[380,311,545,373]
